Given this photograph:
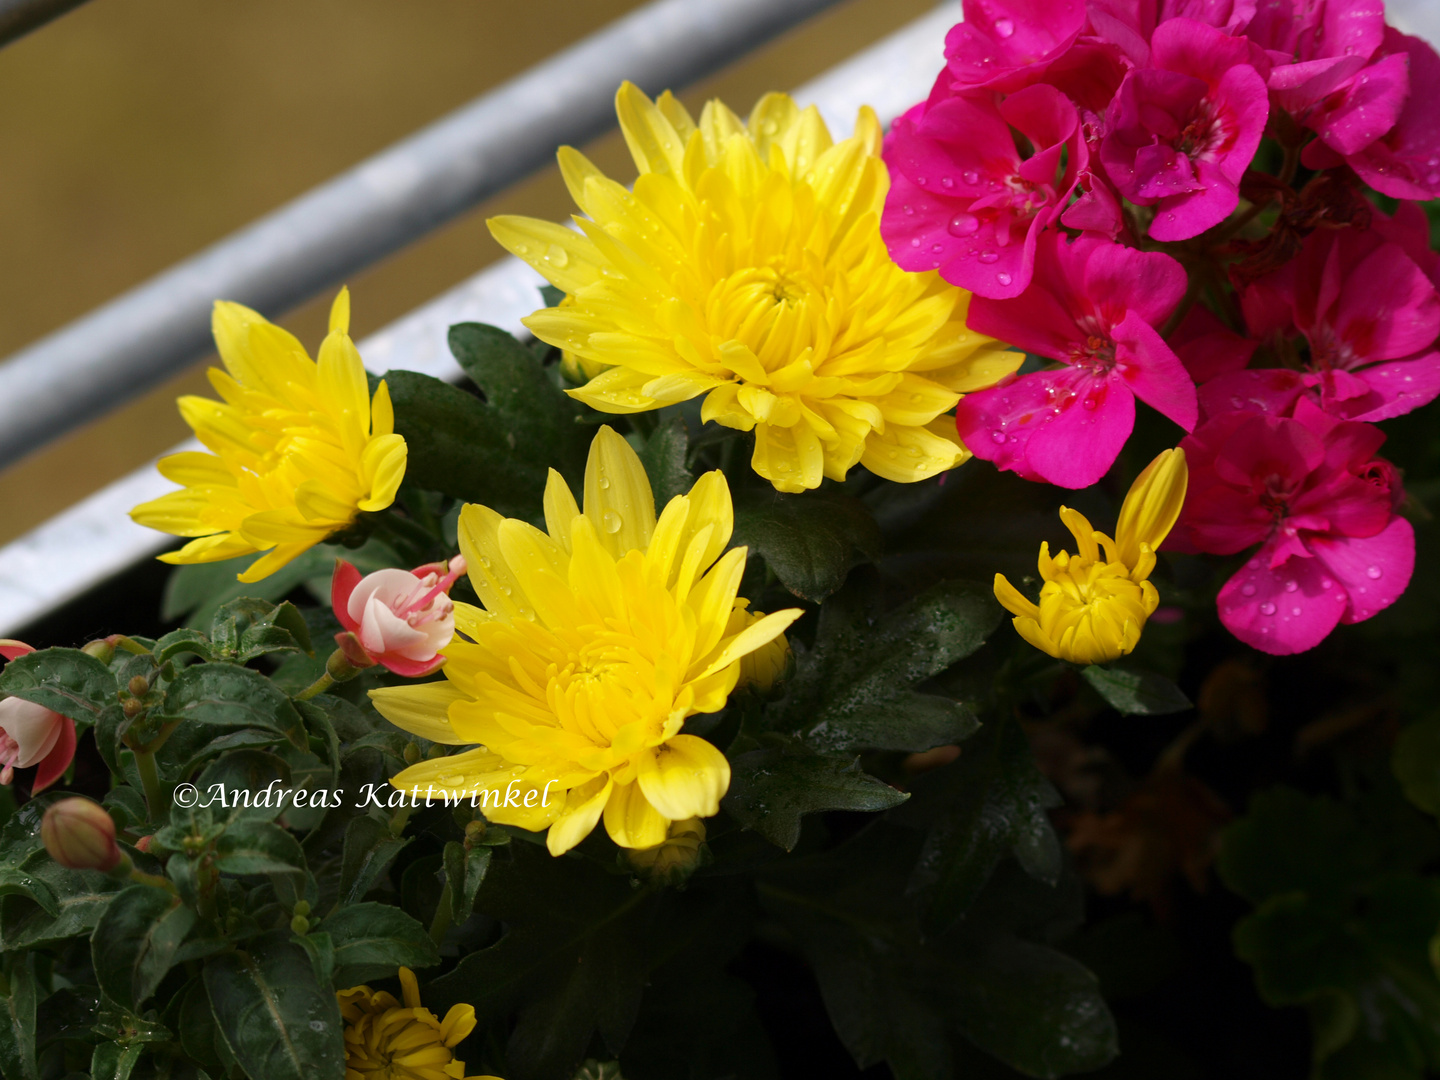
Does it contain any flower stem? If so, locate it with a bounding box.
[134,749,166,822]
[295,671,335,702]
[429,882,454,947]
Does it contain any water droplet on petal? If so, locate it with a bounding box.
[545,244,569,268]
[962,169,980,185]
[1321,579,1333,589]
[990,430,1007,444]
[916,176,928,186]
[1240,583,1256,597]
[995,17,1015,37]
[978,251,1000,264]
[997,271,1012,285]
[1366,565,1382,579]
[1284,580,1297,593]
[948,212,980,237]
[602,510,623,534]
[941,176,955,188]
[1259,602,1276,616]
[1291,607,1302,617]
[932,243,945,253]
[910,238,921,247]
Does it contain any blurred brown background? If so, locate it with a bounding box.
[0,0,934,545]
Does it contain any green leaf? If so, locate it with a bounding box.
[214,822,306,876]
[732,490,883,603]
[426,845,662,1080]
[204,931,346,1080]
[153,663,306,745]
[0,647,118,727]
[895,719,1063,931]
[89,1042,144,1080]
[0,857,121,948]
[724,745,908,851]
[0,952,38,1080]
[1081,664,1192,715]
[1217,787,1375,906]
[773,579,998,755]
[759,824,1115,1080]
[1394,714,1440,818]
[443,842,491,926]
[638,415,693,507]
[387,323,589,519]
[176,975,226,1073]
[154,629,214,664]
[210,598,311,662]
[91,884,197,1011]
[193,750,293,825]
[336,815,411,906]
[322,902,439,986]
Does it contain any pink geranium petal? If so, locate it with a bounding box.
[1112,314,1199,430]
[1345,353,1440,422]
[1197,368,1307,421]
[1218,541,1345,655]
[1309,517,1416,624]
[1020,370,1137,489]
[1312,51,1409,156]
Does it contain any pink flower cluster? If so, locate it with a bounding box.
[882,0,1440,655]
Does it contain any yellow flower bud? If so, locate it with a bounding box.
[994,449,1188,666]
[626,818,708,883]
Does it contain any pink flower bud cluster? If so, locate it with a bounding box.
[882,0,1439,655]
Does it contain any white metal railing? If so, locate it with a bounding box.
[0,3,960,636]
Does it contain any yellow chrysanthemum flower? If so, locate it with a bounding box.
[369,427,801,856]
[337,966,497,1080]
[129,288,408,583]
[488,83,1020,494]
[994,449,1189,665]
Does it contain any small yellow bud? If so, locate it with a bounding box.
[127,675,150,698]
[626,818,708,883]
[41,798,122,872]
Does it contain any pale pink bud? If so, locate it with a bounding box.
[330,556,466,677]
[41,798,122,872]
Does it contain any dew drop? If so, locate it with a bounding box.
[997,271,1013,286]
[1240,583,1256,597]
[910,238,921,247]
[962,169,980,185]
[1082,395,1098,410]
[1291,607,1302,617]
[1365,565,1382,579]
[995,17,1015,37]
[941,176,955,189]
[932,243,945,253]
[1283,580,1297,593]
[948,212,980,237]
[903,204,914,216]
[1321,578,1333,589]
[916,176,928,186]
[991,430,1007,444]
[602,510,623,534]
[978,251,1000,264]
[1259,602,1276,616]
[545,244,569,268]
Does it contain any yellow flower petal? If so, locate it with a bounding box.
[636,734,731,822]
[369,682,468,744]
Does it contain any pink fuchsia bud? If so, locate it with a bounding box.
[330,556,466,677]
[0,640,34,661]
[41,798,122,872]
[0,638,75,793]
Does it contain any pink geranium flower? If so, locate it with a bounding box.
[331,556,467,677]
[943,0,1087,93]
[1168,400,1413,655]
[1100,18,1269,241]
[1247,0,1404,156]
[882,83,1082,299]
[1302,30,1440,201]
[957,232,1197,489]
[0,641,76,793]
[1201,219,1440,423]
